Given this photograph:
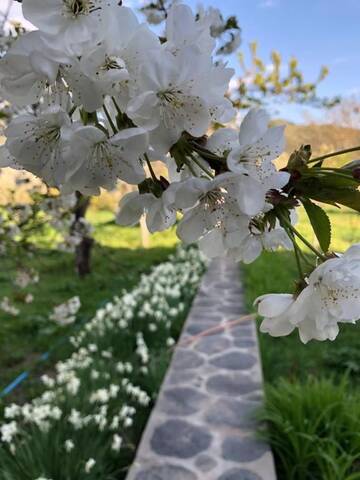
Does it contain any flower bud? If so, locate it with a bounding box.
[287,145,312,170]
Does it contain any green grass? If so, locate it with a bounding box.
[0,209,178,394]
[261,377,360,480]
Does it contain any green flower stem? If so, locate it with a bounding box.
[184,157,199,177]
[111,97,122,116]
[303,170,356,181]
[189,152,215,178]
[144,153,158,183]
[103,104,117,135]
[278,213,328,261]
[190,143,225,162]
[289,229,306,281]
[68,105,77,118]
[307,145,360,164]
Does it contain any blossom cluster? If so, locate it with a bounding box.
[0,0,358,344]
[256,243,360,343]
[0,0,293,264]
[0,246,206,478]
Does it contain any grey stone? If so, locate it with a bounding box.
[193,299,211,306]
[233,338,257,348]
[161,387,208,416]
[205,399,258,429]
[151,420,212,459]
[231,326,255,338]
[222,305,245,315]
[195,454,217,473]
[210,351,256,370]
[222,436,268,463]
[186,322,218,336]
[192,313,222,324]
[206,374,260,396]
[167,370,196,386]
[196,336,231,355]
[218,468,262,480]
[135,464,197,480]
[172,349,205,370]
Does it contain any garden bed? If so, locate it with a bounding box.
[0,246,206,479]
[0,211,177,391]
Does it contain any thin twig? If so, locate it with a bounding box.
[144,153,158,182]
[178,313,256,348]
[308,145,360,164]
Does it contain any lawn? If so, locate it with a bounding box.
[0,209,178,395]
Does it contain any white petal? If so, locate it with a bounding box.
[116,192,154,226]
[239,108,269,145]
[173,178,210,210]
[177,208,208,244]
[206,128,238,156]
[255,293,294,317]
[146,202,176,233]
[345,243,360,260]
[241,235,263,264]
[29,51,58,83]
[260,316,295,337]
[199,229,225,258]
[236,176,265,216]
[126,92,160,131]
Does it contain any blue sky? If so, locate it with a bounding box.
[187,0,360,97]
[2,0,359,122]
[185,0,360,121]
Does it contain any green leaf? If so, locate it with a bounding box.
[312,188,360,213]
[302,199,331,253]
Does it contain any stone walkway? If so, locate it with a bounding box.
[126,258,277,480]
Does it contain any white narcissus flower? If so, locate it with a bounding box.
[117,191,177,233]
[0,421,18,443]
[2,108,74,187]
[64,439,75,452]
[126,48,212,154]
[0,32,62,106]
[256,243,360,343]
[84,458,96,473]
[112,434,122,452]
[227,108,289,190]
[63,126,148,195]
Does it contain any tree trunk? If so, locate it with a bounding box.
[73,192,93,278]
